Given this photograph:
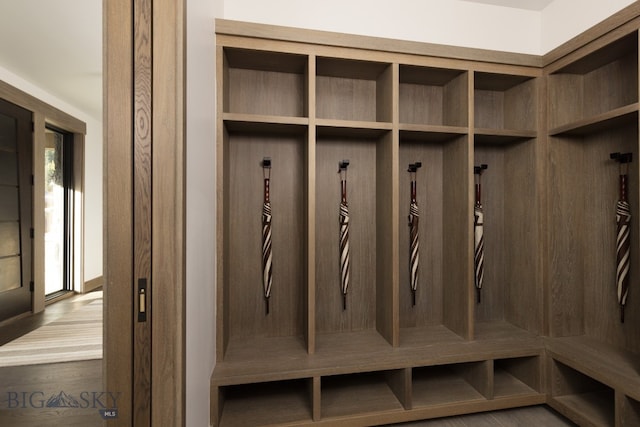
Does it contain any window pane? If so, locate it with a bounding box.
[45,129,65,295]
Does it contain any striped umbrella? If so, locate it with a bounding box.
[408,162,422,306]
[474,164,488,304]
[262,157,273,315]
[338,160,350,310]
[611,152,632,323]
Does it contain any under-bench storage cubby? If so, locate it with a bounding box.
[549,359,615,426]
[320,370,405,419]
[217,379,314,427]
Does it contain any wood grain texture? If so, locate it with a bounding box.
[376,131,398,345]
[399,141,444,328]
[212,13,640,426]
[473,146,506,323]
[227,132,306,339]
[453,360,493,400]
[151,0,186,424]
[316,76,377,122]
[104,0,133,423]
[494,357,541,395]
[216,47,229,361]
[441,135,473,339]
[546,336,640,403]
[133,0,153,424]
[412,365,486,409]
[548,135,586,337]
[315,136,377,334]
[228,68,306,117]
[387,368,412,410]
[320,372,404,419]
[307,55,317,353]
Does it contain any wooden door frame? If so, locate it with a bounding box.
[0,80,86,318]
[104,0,185,425]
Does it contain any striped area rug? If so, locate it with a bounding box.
[0,293,102,367]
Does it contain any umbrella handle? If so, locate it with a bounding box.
[620,174,628,202]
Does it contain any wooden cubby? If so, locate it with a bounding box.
[473,138,541,334]
[547,28,640,351]
[398,133,473,345]
[217,379,314,427]
[399,65,467,128]
[316,57,393,124]
[213,8,640,425]
[493,356,541,399]
[549,359,616,426]
[412,362,489,408]
[620,395,640,427]
[315,130,395,350]
[222,47,308,118]
[320,370,405,419]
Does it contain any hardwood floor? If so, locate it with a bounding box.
[0,359,103,426]
[0,292,104,426]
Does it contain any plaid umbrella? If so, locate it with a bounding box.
[611,152,632,323]
[338,160,350,310]
[474,164,488,304]
[262,158,273,314]
[408,162,422,306]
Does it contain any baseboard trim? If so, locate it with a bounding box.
[83,276,104,293]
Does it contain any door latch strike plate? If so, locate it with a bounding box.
[138,278,147,322]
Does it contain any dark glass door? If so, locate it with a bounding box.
[0,98,32,321]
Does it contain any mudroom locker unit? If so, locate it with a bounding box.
[211,5,640,426]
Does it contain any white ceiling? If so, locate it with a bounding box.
[0,0,102,121]
[0,0,555,122]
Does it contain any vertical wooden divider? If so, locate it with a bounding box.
[537,75,550,338]
[387,367,412,410]
[442,72,473,340]
[311,376,321,421]
[375,63,399,346]
[132,0,153,424]
[307,55,316,354]
[454,360,493,399]
[104,0,134,423]
[152,0,185,423]
[216,46,229,361]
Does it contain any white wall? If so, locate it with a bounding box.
[186,0,222,426]
[185,1,638,425]
[542,0,636,53]
[224,0,543,54]
[0,66,103,282]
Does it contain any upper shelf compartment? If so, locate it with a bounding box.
[399,65,468,128]
[316,57,393,124]
[474,72,537,143]
[222,47,309,118]
[548,31,639,136]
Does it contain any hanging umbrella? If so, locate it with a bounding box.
[408,162,422,306]
[474,164,488,304]
[262,157,273,315]
[610,152,632,323]
[338,160,350,310]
